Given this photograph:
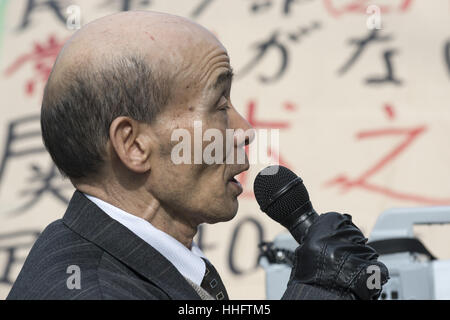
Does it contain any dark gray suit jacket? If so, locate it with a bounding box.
[7,191,344,300]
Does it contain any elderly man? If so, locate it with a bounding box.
[7,11,387,300]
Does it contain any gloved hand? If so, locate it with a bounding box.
[288,212,389,300]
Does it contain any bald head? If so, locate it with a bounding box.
[41,10,228,179]
[51,11,224,89]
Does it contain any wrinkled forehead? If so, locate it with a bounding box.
[157,21,230,76]
[127,16,231,87]
[53,11,231,102]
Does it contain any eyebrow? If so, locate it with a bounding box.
[211,68,234,90]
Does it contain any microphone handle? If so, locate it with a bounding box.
[286,206,357,300]
[287,201,319,245]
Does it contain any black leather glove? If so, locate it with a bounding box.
[288,212,389,300]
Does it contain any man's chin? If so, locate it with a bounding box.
[207,200,239,224]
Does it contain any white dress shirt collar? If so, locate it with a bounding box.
[84,193,206,286]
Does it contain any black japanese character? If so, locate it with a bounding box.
[338,29,402,86]
[338,29,391,75]
[238,31,288,83]
[10,163,71,214]
[18,0,66,30]
[238,21,321,83]
[0,115,71,214]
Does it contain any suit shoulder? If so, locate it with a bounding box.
[7,219,105,300]
[7,220,169,300]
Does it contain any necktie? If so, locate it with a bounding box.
[200,258,229,300]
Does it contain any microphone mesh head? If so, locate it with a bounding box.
[253,165,310,225]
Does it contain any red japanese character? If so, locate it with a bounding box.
[325,104,450,205]
[5,35,66,96]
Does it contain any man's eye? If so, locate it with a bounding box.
[217,96,230,111]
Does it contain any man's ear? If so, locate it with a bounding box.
[109,116,152,173]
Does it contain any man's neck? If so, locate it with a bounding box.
[75,182,197,249]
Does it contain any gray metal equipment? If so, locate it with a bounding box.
[259,206,450,300]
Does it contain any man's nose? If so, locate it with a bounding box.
[229,106,255,148]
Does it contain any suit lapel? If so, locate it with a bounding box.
[62,190,201,300]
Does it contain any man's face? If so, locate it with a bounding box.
[145,33,253,226]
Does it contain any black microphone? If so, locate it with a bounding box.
[253,165,318,245]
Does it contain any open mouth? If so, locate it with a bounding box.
[228,176,243,194]
[227,164,249,195]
